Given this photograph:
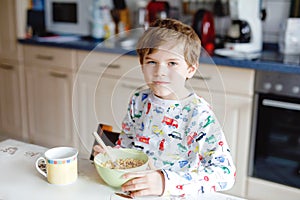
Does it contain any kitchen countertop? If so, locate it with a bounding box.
[18,34,300,74]
[0,139,246,200]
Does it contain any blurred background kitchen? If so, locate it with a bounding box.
[0,1,300,200]
[23,0,300,59]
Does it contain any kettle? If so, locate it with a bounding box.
[192,9,216,55]
[226,20,251,43]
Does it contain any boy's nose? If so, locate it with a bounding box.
[154,63,167,76]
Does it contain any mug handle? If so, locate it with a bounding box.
[35,157,47,177]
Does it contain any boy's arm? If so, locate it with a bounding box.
[117,97,135,148]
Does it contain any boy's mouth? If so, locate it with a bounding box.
[153,81,170,85]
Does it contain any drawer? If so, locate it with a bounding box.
[77,51,143,80]
[188,64,255,96]
[23,45,76,69]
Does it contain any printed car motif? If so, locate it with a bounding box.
[154,106,164,114]
[152,125,164,135]
[159,139,165,151]
[162,116,178,128]
[205,135,217,144]
[168,131,182,140]
[136,134,150,144]
[187,132,198,145]
[195,132,206,142]
[122,122,130,131]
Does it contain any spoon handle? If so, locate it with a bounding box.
[92,132,116,162]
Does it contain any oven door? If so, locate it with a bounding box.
[250,93,300,189]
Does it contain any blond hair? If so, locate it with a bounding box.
[136,18,201,67]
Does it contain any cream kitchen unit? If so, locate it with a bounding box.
[0,0,27,141]
[23,45,77,148]
[0,59,25,141]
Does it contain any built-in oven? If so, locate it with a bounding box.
[249,70,300,189]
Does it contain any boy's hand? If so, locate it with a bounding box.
[93,145,106,157]
[121,170,165,197]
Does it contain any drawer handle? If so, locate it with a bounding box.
[36,54,54,61]
[0,63,14,70]
[99,63,120,69]
[50,71,68,78]
[193,75,211,81]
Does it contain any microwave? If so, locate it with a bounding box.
[45,0,93,36]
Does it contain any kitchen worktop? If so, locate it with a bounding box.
[0,139,246,200]
[18,35,300,74]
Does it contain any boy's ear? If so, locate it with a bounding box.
[186,63,198,79]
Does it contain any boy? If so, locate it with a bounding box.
[94,18,235,198]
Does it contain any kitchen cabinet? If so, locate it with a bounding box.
[189,64,255,197]
[0,0,28,141]
[0,0,18,60]
[0,59,24,140]
[23,45,76,148]
[74,51,144,157]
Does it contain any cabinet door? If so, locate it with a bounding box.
[95,77,145,132]
[198,90,252,196]
[25,67,74,147]
[73,72,99,157]
[73,73,145,157]
[0,61,23,139]
[0,0,18,59]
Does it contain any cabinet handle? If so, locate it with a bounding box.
[0,63,14,70]
[99,63,120,69]
[50,71,68,78]
[36,54,54,61]
[193,75,211,81]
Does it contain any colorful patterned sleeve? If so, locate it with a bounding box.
[117,95,136,148]
[161,111,236,197]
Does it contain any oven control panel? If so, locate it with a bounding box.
[255,70,300,98]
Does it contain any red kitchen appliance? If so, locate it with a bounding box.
[192,9,216,55]
[146,0,170,23]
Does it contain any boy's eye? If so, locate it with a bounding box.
[146,61,156,65]
[169,62,178,66]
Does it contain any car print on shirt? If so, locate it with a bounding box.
[146,102,151,114]
[134,111,143,118]
[215,155,225,163]
[162,116,178,128]
[195,132,206,142]
[136,134,150,144]
[179,160,189,168]
[176,185,184,190]
[203,115,215,128]
[159,139,165,151]
[168,131,182,140]
[183,173,192,181]
[154,106,164,114]
[122,122,130,131]
[177,143,188,152]
[205,135,217,144]
[152,125,164,135]
[141,93,148,101]
[187,132,198,145]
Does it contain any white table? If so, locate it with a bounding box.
[0,139,246,200]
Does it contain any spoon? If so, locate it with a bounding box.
[92,132,118,167]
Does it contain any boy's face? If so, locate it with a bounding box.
[141,43,197,100]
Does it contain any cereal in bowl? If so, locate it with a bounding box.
[101,158,145,169]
